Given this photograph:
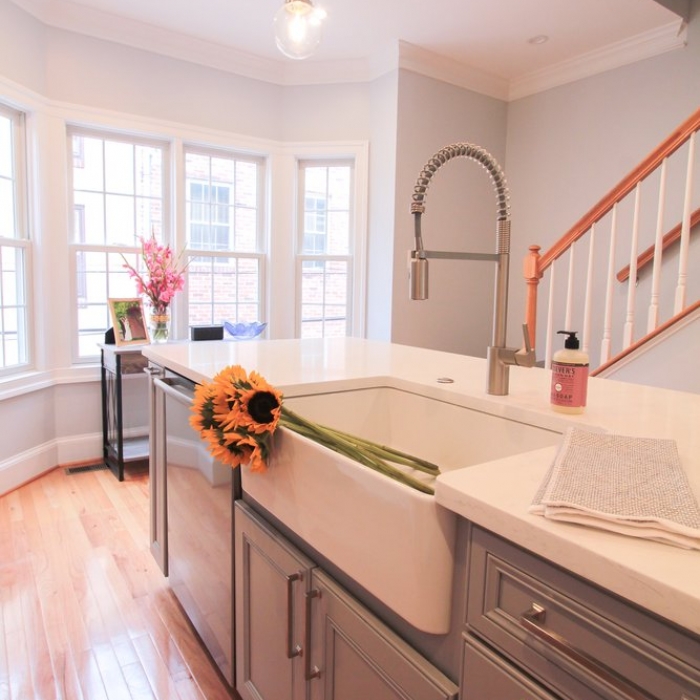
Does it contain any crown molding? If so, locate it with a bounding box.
[509,19,687,101]
[396,41,510,101]
[8,0,690,98]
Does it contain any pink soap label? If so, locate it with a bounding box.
[551,362,589,408]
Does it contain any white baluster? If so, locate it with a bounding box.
[544,262,556,370]
[623,183,641,348]
[565,244,575,331]
[600,204,618,364]
[582,224,596,356]
[647,158,667,332]
[674,131,696,313]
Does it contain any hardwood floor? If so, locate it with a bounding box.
[0,465,235,700]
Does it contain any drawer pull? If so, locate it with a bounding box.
[286,573,302,659]
[520,603,652,700]
[304,589,321,680]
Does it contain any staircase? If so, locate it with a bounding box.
[523,108,700,390]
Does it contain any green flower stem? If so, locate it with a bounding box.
[316,427,440,475]
[284,419,434,495]
[281,407,439,472]
[280,407,436,495]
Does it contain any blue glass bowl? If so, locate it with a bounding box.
[224,321,268,340]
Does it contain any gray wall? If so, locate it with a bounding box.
[391,70,509,358]
[366,70,399,341]
[505,0,700,346]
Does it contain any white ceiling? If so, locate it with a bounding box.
[9,0,688,98]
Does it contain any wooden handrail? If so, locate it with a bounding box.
[617,207,700,282]
[538,107,700,273]
[591,300,700,376]
[525,108,700,355]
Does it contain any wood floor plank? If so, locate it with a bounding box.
[76,649,110,700]
[20,565,58,700]
[4,564,36,699]
[0,576,12,700]
[151,591,233,700]
[131,632,193,700]
[0,467,234,700]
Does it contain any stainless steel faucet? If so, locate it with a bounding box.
[409,143,535,395]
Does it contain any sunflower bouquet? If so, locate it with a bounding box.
[189,365,441,494]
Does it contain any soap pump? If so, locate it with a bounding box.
[550,330,589,414]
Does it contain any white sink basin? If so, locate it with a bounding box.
[241,385,561,633]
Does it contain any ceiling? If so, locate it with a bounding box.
[9,0,688,98]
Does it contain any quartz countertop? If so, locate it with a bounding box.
[143,337,700,636]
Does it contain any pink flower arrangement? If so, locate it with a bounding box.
[123,235,186,313]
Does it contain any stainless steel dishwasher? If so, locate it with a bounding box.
[153,372,237,689]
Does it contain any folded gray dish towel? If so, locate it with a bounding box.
[530,427,700,550]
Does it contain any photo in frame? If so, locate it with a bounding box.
[108,298,150,346]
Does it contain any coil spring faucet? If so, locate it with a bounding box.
[409,142,535,396]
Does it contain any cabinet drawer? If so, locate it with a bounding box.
[462,635,562,700]
[467,526,700,700]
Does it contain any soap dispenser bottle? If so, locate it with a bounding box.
[550,330,589,414]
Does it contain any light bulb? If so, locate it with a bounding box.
[274,0,325,60]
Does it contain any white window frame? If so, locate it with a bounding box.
[181,144,267,330]
[295,156,365,338]
[0,103,31,376]
[67,126,170,362]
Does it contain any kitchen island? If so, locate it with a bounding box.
[143,337,700,699]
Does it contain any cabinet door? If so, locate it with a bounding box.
[462,635,564,700]
[309,569,458,700]
[235,501,316,700]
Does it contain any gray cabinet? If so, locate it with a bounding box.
[462,634,559,700]
[235,500,315,700]
[309,568,458,700]
[235,501,458,700]
[463,525,700,700]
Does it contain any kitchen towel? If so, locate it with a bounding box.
[530,427,700,550]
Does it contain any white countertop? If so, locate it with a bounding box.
[143,337,700,636]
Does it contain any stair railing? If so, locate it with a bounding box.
[524,107,700,373]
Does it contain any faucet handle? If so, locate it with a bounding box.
[514,323,536,367]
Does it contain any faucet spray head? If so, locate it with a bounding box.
[409,209,429,300]
[409,252,429,300]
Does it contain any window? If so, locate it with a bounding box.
[185,148,265,328]
[297,161,353,338]
[0,105,30,373]
[69,129,166,359]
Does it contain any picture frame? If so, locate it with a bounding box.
[108,298,150,346]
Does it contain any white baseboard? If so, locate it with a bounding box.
[0,432,103,497]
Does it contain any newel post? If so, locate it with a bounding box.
[523,245,542,350]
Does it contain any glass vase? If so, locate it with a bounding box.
[149,308,171,343]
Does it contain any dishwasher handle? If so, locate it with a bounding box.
[153,376,197,406]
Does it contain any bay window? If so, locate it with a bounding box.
[0,105,30,374]
[68,128,167,360]
[185,147,265,329]
[297,160,354,338]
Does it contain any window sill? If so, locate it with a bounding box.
[0,365,101,401]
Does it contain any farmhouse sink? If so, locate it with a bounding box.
[241,384,561,634]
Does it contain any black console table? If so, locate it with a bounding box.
[100,344,150,480]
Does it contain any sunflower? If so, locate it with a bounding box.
[188,385,217,432]
[190,365,281,472]
[238,386,281,433]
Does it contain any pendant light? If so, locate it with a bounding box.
[274,0,326,60]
